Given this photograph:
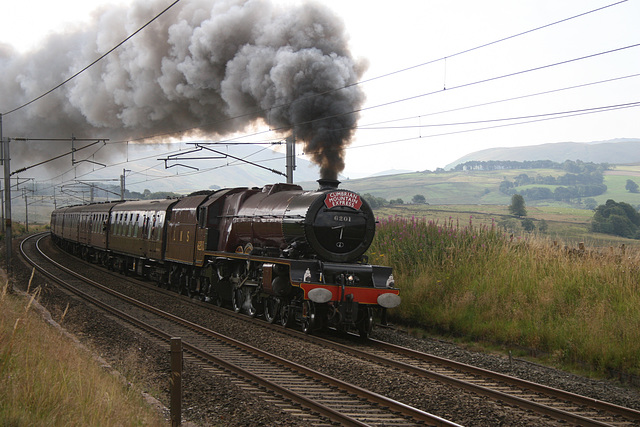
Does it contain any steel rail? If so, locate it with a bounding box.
[21,232,460,427]
[20,234,370,426]
[369,338,640,422]
[252,324,639,426]
[36,232,640,426]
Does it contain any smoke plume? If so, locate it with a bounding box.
[0,0,366,179]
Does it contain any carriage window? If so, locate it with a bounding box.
[133,214,140,237]
[156,214,163,241]
[150,215,156,240]
[198,206,206,228]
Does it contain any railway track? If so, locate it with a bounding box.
[213,311,640,426]
[29,232,640,425]
[306,336,640,427]
[21,232,458,427]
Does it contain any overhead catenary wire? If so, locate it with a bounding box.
[32,138,281,196]
[6,0,624,144]
[31,89,640,197]
[354,73,640,130]
[349,0,630,90]
[51,98,640,192]
[119,1,636,146]
[357,102,640,131]
[1,0,182,116]
[346,102,640,154]
[10,139,107,176]
[16,52,640,187]
[23,52,640,196]
[114,43,640,156]
[6,0,635,196]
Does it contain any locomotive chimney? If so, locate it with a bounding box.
[317,178,340,190]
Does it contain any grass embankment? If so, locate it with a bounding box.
[369,216,640,377]
[0,281,163,426]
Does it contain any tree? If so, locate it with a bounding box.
[625,179,639,193]
[412,194,426,204]
[584,198,598,210]
[591,199,640,239]
[499,180,514,195]
[497,218,519,233]
[362,193,387,208]
[521,218,535,232]
[538,219,549,233]
[508,194,527,217]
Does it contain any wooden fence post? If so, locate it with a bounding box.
[171,337,183,427]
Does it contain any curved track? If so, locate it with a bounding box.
[306,337,640,426]
[220,309,640,426]
[29,232,640,426]
[21,233,458,427]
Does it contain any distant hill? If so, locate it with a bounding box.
[446,138,640,169]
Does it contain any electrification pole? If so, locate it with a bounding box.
[0,115,3,234]
[120,169,125,200]
[1,113,13,275]
[0,189,4,233]
[23,188,28,233]
[286,134,296,184]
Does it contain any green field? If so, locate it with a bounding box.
[340,164,640,208]
[374,203,640,249]
[598,165,640,206]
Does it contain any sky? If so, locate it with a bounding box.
[1,0,639,184]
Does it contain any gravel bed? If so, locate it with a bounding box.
[13,236,640,426]
[371,328,640,412]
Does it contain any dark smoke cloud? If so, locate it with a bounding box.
[0,0,367,179]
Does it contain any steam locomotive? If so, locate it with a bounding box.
[50,179,400,337]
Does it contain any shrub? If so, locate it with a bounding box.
[369,215,640,377]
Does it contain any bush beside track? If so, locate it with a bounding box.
[369,215,640,380]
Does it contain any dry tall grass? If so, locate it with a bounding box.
[370,216,640,376]
[0,278,163,426]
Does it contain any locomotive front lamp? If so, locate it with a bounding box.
[378,293,401,309]
[386,274,395,288]
[308,288,333,303]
